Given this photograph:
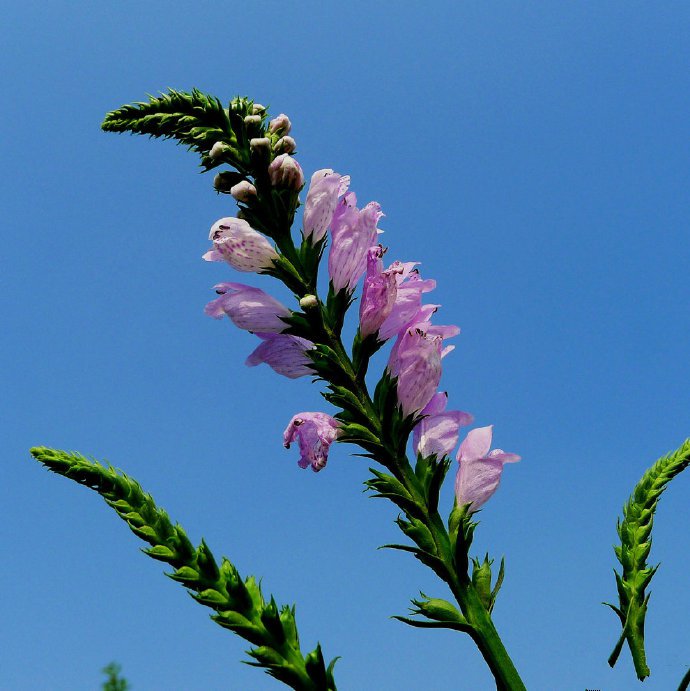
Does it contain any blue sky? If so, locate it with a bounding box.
[3,2,689,689]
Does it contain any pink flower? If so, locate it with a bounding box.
[303,169,350,242]
[378,264,436,341]
[455,426,520,510]
[388,323,443,417]
[268,154,304,190]
[203,217,278,273]
[413,392,473,459]
[245,333,314,379]
[359,246,402,338]
[283,412,341,472]
[328,193,383,292]
[204,283,291,333]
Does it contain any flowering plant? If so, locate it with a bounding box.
[29,89,689,690]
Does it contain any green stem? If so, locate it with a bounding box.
[459,584,526,691]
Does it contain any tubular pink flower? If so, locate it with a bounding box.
[204,283,291,333]
[203,217,278,273]
[245,333,314,379]
[455,426,521,510]
[303,169,350,242]
[283,412,341,472]
[268,154,304,190]
[388,323,444,417]
[378,263,436,341]
[359,246,401,338]
[387,314,459,372]
[413,392,474,459]
[328,193,383,292]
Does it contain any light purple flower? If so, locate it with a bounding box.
[328,193,383,292]
[245,333,314,379]
[203,217,278,273]
[268,154,304,190]
[388,322,443,417]
[413,392,474,459]
[283,412,341,472]
[387,313,459,372]
[303,169,350,242]
[378,263,436,341]
[359,246,402,338]
[455,426,521,511]
[204,282,291,333]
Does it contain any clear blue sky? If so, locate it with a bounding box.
[3,3,689,689]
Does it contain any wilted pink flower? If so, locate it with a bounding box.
[455,426,520,510]
[230,181,257,203]
[378,264,436,341]
[268,154,304,190]
[328,193,383,292]
[268,113,292,134]
[359,246,401,338]
[245,333,314,379]
[204,283,291,333]
[283,412,341,472]
[388,323,443,417]
[303,169,350,242]
[412,392,473,459]
[203,217,278,272]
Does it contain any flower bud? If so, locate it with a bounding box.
[274,136,297,154]
[268,113,291,134]
[213,171,244,194]
[268,154,304,190]
[252,103,266,114]
[230,181,258,203]
[209,141,229,159]
[299,294,318,310]
[250,137,271,153]
[244,114,262,126]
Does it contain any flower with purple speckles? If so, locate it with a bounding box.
[359,246,402,338]
[328,193,383,293]
[455,426,520,510]
[245,333,314,379]
[303,169,350,242]
[413,392,473,459]
[204,283,291,333]
[283,412,341,472]
[203,217,278,273]
[268,154,304,190]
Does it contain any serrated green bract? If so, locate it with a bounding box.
[606,438,690,681]
[28,447,336,691]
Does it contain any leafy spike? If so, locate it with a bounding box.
[607,439,690,680]
[29,447,336,690]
